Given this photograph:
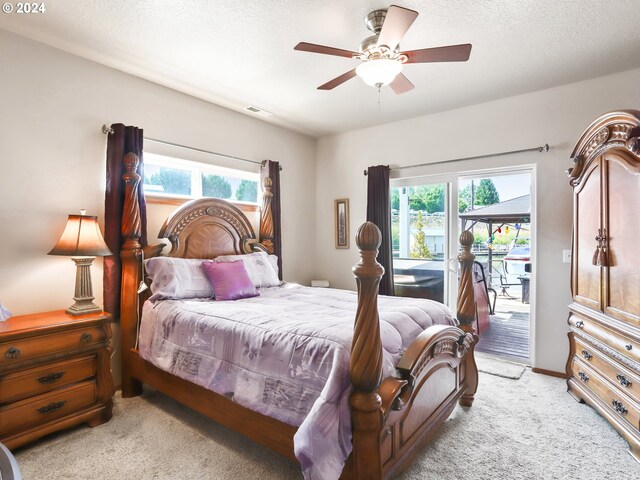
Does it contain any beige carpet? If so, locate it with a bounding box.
[14,370,638,479]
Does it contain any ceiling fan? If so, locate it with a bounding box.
[294,4,472,94]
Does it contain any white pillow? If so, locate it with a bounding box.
[267,254,279,278]
[215,252,282,288]
[145,257,214,302]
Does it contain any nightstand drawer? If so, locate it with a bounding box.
[574,337,640,403]
[572,359,639,432]
[0,325,106,367]
[0,381,97,435]
[0,356,96,404]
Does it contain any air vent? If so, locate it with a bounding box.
[244,106,273,117]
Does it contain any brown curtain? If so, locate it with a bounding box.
[103,124,147,318]
[366,165,394,296]
[261,160,283,279]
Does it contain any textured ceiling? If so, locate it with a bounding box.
[2,0,640,137]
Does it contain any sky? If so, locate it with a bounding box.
[459,173,531,203]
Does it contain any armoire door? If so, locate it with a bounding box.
[603,153,640,327]
[573,159,602,311]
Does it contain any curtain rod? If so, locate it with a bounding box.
[363,144,549,175]
[101,124,281,170]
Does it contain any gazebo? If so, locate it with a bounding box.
[459,194,531,284]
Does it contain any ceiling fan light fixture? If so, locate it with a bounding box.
[356,58,402,87]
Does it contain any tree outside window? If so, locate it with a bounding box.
[147,167,191,195]
[202,174,232,199]
[410,211,432,259]
[236,179,258,202]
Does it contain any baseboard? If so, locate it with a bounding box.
[531,367,568,379]
[114,383,122,392]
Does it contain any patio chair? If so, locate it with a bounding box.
[492,262,520,298]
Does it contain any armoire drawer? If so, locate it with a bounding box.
[570,313,639,364]
[574,337,640,403]
[0,381,97,435]
[0,355,96,404]
[572,359,639,432]
[0,325,106,368]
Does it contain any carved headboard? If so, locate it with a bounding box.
[158,198,258,259]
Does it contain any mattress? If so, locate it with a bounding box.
[138,283,457,480]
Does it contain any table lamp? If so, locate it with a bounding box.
[48,210,113,315]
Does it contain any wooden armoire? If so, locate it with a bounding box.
[566,110,640,461]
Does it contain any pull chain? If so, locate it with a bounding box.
[377,86,381,111]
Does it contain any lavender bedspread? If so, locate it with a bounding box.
[138,283,457,480]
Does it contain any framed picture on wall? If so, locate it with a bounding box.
[334,198,349,249]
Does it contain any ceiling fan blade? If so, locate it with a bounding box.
[376,5,419,51]
[403,43,472,63]
[294,42,358,59]
[317,69,357,90]
[390,73,414,95]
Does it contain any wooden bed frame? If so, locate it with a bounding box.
[118,153,478,479]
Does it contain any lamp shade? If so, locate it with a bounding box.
[356,59,403,87]
[48,214,113,257]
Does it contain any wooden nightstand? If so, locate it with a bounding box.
[0,310,114,449]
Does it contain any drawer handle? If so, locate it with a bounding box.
[5,346,21,359]
[612,399,628,415]
[578,371,589,382]
[581,350,592,361]
[625,344,633,351]
[80,333,93,343]
[37,401,67,415]
[616,373,632,388]
[37,372,66,384]
[575,320,585,328]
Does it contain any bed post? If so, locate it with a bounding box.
[350,222,385,479]
[258,177,275,254]
[456,229,478,407]
[119,153,143,398]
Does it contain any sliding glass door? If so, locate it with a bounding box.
[391,167,534,362]
[390,181,452,303]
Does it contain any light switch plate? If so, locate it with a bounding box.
[562,250,572,263]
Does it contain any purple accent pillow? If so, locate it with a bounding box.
[201,260,259,301]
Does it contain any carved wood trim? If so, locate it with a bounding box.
[568,110,640,186]
[572,328,640,375]
[120,152,144,397]
[350,222,385,479]
[350,222,384,392]
[456,229,476,333]
[397,326,473,387]
[258,177,275,254]
[121,153,142,250]
[158,198,256,257]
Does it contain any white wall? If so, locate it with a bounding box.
[0,28,316,316]
[315,68,640,373]
[0,30,317,381]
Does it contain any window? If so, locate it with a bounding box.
[143,153,260,204]
[391,183,448,303]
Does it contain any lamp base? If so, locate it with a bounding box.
[66,301,102,316]
[66,257,102,316]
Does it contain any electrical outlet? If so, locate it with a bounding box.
[562,250,572,263]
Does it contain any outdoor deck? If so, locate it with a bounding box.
[476,288,530,362]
